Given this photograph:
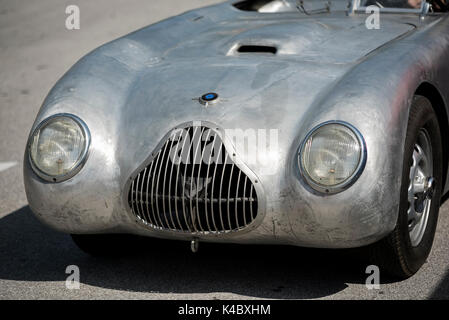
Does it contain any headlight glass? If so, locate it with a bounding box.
[300,122,365,193]
[29,115,89,181]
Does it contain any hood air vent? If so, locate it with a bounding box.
[233,0,276,11]
[237,45,277,54]
[233,0,293,12]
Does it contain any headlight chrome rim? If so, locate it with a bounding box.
[28,113,91,183]
[298,120,367,194]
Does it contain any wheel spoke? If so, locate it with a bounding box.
[408,204,417,223]
[414,145,424,165]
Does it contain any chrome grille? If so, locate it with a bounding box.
[128,125,258,234]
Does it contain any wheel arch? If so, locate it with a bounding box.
[415,82,449,191]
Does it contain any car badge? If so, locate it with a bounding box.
[194,92,219,107]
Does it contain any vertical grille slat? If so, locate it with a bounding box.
[186,127,198,232]
[135,173,142,220]
[196,128,212,232]
[183,127,199,232]
[151,149,163,227]
[139,168,147,222]
[218,154,227,231]
[130,179,136,217]
[235,170,242,230]
[227,162,235,230]
[190,127,205,232]
[203,130,215,232]
[250,184,255,221]
[155,142,168,228]
[168,130,182,230]
[210,137,223,233]
[159,141,170,229]
[163,136,176,230]
[243,175,248,227]
[128,124,259,234]
[146,160,156,226]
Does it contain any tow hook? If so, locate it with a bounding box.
[191,238,199,253]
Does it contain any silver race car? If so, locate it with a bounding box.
[24,0,449,278]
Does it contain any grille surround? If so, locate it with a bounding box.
[125,122,264,236]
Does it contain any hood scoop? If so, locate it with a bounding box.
[237,45,278,54]
[233,0,295,13]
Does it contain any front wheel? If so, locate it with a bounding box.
[370,95,443,279]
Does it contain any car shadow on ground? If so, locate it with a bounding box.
[0,206,424,299]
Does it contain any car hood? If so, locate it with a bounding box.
[121,57,345,137]
[159,16,415,64]
[116,12,414,144]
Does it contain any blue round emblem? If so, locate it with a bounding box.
[201,93,218,102]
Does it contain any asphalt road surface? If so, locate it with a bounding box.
[1,0,448,300]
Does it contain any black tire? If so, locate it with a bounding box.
[71,234,145,257]
[369,95,443,279]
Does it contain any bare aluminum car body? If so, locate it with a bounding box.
[24,0,449,248]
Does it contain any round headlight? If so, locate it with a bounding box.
[29,114,90,182]
[299,121,366,194]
